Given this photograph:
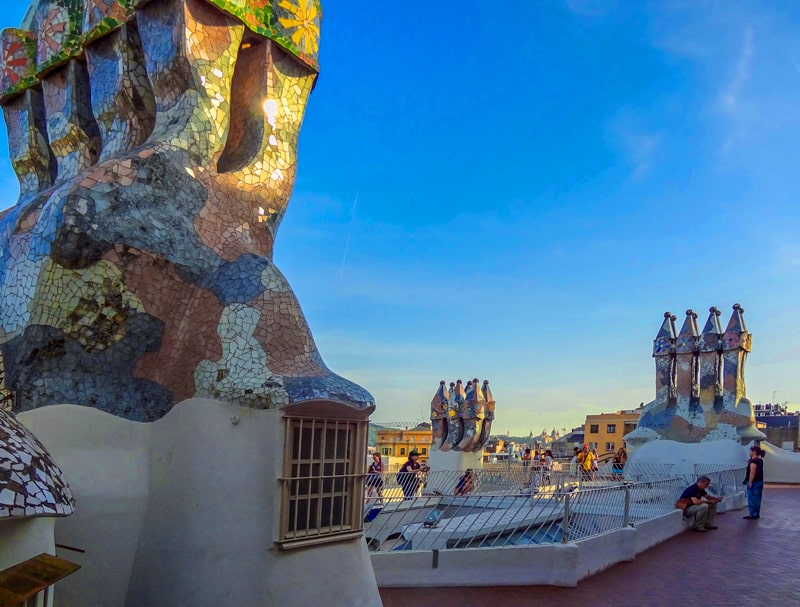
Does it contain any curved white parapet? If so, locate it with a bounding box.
[19,399,382,607]
[759,442,800,483]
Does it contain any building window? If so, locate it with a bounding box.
[421,448,427,455]
[589,442,597,450]
[589,424,599,433]
[606,442,615,452]
[400,447,406,456]
[279,415,367,548]
[607,424,616,434]
[381,447,391,456]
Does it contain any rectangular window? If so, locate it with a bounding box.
[589,442,597,450]
[606,442,615,452]
[400,447,406,456]
[279,416,367,548]
[421,448,427,455]
[589,424,599,433]
[607,424,616,434]
[381,447,391,456]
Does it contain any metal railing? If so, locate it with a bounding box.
[363,464,746,552]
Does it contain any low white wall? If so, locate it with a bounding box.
[372,510,687,588]
[372,542,579,587]
[633,510,685,554]
[575,527,636,579]
[0,517,55,570]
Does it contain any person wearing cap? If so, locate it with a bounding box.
[397,450,429,500]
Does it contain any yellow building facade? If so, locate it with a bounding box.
[375,424,433,466]
[584,407,643,460]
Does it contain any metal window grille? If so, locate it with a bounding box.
[280,416,367,546]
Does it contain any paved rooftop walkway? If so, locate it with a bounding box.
[380,484,800,607]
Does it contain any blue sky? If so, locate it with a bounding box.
[1,1,799,434]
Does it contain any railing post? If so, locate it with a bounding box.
[561,493,571,543]
[623,483,631,527]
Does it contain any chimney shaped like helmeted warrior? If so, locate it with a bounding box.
[430,380,449,450]
[440,379,465,452]
[653,312,677,406]
[457,377,485,452]
[698,306,724,413]
[718,304,761,440]
[675,309,700,413]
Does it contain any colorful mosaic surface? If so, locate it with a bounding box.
[0,0,374,421]
[0,407,75,518]
[430,379,495,453]
[626,304,763,446]
[1,0,320,102]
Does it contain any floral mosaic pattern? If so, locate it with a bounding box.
[0,0,373,421]
[0,30,37,99]
[35,0,84,75]
[0,407,75,518]
[626,304,763,446]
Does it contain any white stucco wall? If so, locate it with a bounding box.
[0,517,55,570]
[19,400,382,607]
[760,442,800,483]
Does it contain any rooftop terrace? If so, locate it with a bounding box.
[380,484,800,607]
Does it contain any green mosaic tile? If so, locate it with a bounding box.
[83,0,135,44]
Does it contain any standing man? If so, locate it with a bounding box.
[397,450,429,500]
[679,475,723,532]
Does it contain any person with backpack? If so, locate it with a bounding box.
[396,450,429,500]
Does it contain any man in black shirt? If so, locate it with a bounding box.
[679,475,723,532]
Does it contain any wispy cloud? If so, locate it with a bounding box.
[719,26,754,153]
[605,111,662,182]
[720,25,754,114]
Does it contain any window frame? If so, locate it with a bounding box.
[607,424,616,434]
[277,402,370,550]
[589,424,599,433]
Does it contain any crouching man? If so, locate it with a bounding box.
[679,475,723,532]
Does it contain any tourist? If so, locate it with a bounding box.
[365,452,384,503]
[743,446,765,520]
[397,450,428,500]
[580,444,595,480]
[454,468,475,495]
[543,449,554,484]
[679,475,723,532]
[612,446,627,479]
[521,448,532,468]
[570,446,581,477]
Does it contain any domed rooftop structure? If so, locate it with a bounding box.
[0,408,75,518]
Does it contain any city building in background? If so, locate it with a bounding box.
[374,423,433,466]
[754,403,800,451]
[584,406,643,459]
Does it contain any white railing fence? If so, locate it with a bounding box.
[364,464,746,553]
